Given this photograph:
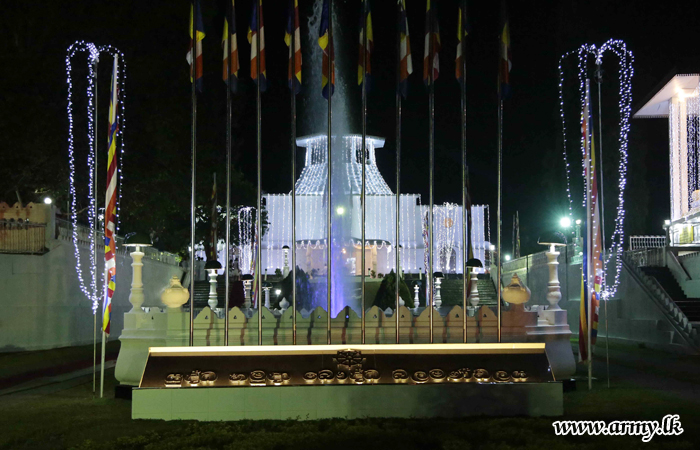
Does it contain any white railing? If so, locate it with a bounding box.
[629,235,666,251]
[0,220,47,254]
[56,219,181,266]
[625,247,665,268]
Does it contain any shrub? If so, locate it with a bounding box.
[372,270,414,310]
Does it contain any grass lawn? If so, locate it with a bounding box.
[1,344,698,449]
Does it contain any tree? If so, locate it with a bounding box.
[372,270,414,310]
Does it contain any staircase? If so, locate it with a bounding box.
[622,254,700,352]
[641,267,700,322]
[476,273,499,307]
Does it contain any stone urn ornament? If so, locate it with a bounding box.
[161,276,190,311]
[502,273,531,312]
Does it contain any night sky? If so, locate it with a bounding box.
[1,0,698,255]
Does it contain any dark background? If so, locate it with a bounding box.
[0,0,695,255]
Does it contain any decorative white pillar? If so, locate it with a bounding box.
[434,276,442,308]
[469,271,480,308]
[413,284,420,309]
[128,249,145,313]
[207,269,218,310]
[545,244,562,310]
[283,246,290,277]
[243,279,252,308]
[263,286,271,309]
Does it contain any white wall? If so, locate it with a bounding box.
[0,240,182,352]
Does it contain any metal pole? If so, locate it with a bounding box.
[224,7,232,346]
[586,79,593,390]
[595,62,610,389]
[428,10,435,344]
[92,57,99,393]
[93,309,97,395]
[460,0,468,343]
[256,0,263,346]
[189,0,198,347]
[361,0,367,345]
[395,0,402,344]
[290,0,298,346]
[326,0,333,345]
[497,99,502,343]
[99,329,106,398]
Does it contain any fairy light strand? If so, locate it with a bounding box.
[559,39,634,299]
[66,42,126,313]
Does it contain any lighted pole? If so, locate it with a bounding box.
[428,0,435,344]
[459,0,468,343]
[394,0,403,344]
[256,0,263,346]
[188,0,198,348]
[326,0,333,345]
[290,0,298,346]
[361,0,367,345]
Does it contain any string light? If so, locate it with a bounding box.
[66,42,126,314]
[559,40,634,299]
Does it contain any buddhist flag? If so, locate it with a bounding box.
[103,55,119,335]
[222,0,240,93]
[456,1,469,85]
[285,0,302,94]
[423,0,441,86]
[187,0,205,93]
[248,0,267,92]
[398,0,412,98]
[499,0,511,99]
[358,0,373,90]
[318,0,335,99]
[579,91,601,363]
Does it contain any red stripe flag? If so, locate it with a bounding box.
[398,0,412,98]
[455,1,469,85]
[423,0,441,86]
[222,0,240,93]
[187,0,205,93]
[285,0,302,94]
[318,0,334,99]
[248,0,267,92]
[103,55,119,335]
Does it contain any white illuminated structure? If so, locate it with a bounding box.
[635,72,700,245]
[236,135,489,276]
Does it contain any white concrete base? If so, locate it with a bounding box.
[116,306,578,386]
[133,382,563,420]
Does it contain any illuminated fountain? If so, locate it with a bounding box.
[234,0,489,316]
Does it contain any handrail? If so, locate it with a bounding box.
[667,248,691,281]
[621,253,699,351]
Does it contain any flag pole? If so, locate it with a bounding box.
[361,0,367,345]
[586,79,593,390]
[92,55,99,394]
[497,98,502,343]
[326,0,333,345]
[428,5,435,345]
[460,0,468,343]
[595,61,610,389]
[394,0,402,344]
[224,6,232,347]
[189,0,198,347]
[256,0,263,346]
[290,0,298,346]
